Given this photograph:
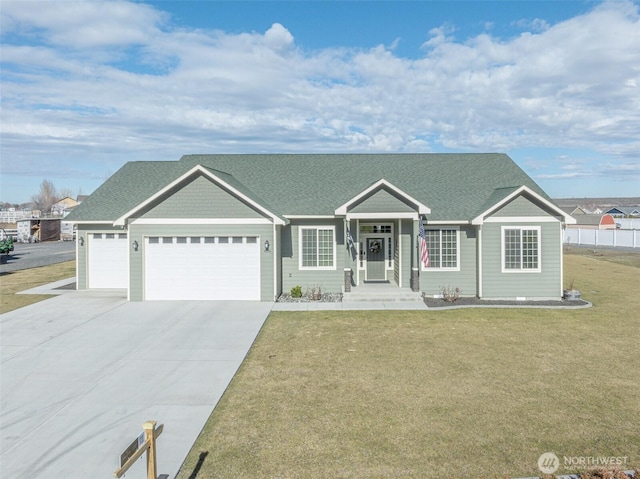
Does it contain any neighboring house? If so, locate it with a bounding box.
[604,206,640,217]
[566,214,617,230]
[560,206,589,216]
[51,197,79,217]
[65,154,575,301]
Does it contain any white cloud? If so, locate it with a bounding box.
[264,23,294,51]
[512,18,550,33]
[1,0,166,47]
[1,0,639,197]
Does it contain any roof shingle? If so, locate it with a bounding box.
[67,153,549,222]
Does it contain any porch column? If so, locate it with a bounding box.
[343,217,352,292]
[411,218,420,292]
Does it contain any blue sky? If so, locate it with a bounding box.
[1,0,639,204]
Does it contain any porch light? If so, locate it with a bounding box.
[264,240,270,252]
[132,240,139,251]
[79,236,84,246]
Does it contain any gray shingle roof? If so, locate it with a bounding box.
[66,153,550,223]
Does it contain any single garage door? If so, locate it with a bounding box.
[144,235,260,300]
[88,233,128,288]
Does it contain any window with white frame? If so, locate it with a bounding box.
[300,226,335,269]
[502,226,540,272]
[424,228,459,270]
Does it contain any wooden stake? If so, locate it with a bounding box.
[114,421,163,478]
[144,421,157,479]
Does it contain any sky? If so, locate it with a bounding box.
[1,0,639,204]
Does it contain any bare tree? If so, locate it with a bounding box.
[31,179,58,215]
[59,187,75,200]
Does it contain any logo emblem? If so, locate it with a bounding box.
[538,452,559,474]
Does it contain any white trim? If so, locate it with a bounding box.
[424,220,469,225]
[273,223,278,301]
[283,215,335,219]
[114,164,286,226]
[75,235,80,291]
[347,212,419,220]
[356,219,360,285]
[69,220,113,225]
[398,231,402,287]
[484,216,559,223]
[477,225,483,298]
[298,225,337,271]
[421,226,461,272]
[559,225,564,297]
[335,178,431,215]
[130,218,272,225]
[472,185,576,225]
[501,225,542,273]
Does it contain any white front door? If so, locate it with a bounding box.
[88,233,128,288]
[144,236,260,300]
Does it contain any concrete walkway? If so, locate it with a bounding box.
[0,291,271,478]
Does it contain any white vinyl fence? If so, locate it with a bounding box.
[615,218,640,230]
[564,228,639,248]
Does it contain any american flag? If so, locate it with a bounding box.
[419,219,429,268]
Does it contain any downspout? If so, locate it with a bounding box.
[273,222,277,301]
[477,225,483,298]
[356,219,360,286]
[559,222,565,298]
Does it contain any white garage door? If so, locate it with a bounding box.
[88,233,128,288]
[144,236,260,300]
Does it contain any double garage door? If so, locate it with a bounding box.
[144,235,260,300]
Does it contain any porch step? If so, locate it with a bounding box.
[342,289,424,303]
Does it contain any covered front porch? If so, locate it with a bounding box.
[343,218,422,293]
[333,178,431,295]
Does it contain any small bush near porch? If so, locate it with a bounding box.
[177,252,639,479]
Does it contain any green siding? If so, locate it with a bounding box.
[139,175,264,219]
[492,195,550,217]
[350,188,416,214]
[481,221,562,299]
[128,223,275,301]
[420,226,477,297]
[281,219,344,294]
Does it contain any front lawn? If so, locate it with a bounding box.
[180,253,639,478]
[0,261,76,314]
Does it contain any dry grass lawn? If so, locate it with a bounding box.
[0,261,76,314]
[177,252,640,479]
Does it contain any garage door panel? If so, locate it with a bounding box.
[88,233,128,289]
[144,236,260,301]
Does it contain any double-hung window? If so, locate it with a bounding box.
[502,226,540,272]
[300,226,335,269]
[424,228,459,270]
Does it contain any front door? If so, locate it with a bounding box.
[366,238,385,280]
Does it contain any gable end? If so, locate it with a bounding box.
[349,187,417,214]
[137,175,265,220]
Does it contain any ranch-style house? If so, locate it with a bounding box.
[66,153,576,301]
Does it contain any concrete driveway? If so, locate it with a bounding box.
[0,291,272,478]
